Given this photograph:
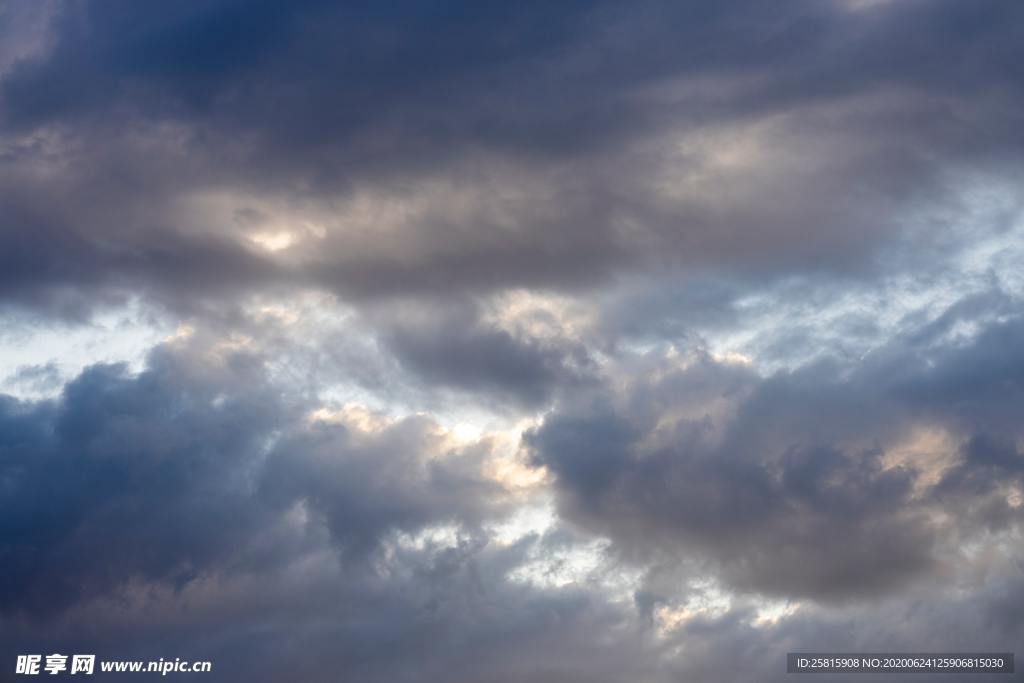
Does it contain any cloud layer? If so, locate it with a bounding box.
[2,0,1023,681]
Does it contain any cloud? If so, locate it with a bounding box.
[261,412,508,558]
[0,300,1022,679]
[0,332,667,682]
[376,300,596,409]
[0,341,286,614]
[2,1,1024,680]
[1,0,1022,319]
[0,333,512,617]
[529,302,1024,602]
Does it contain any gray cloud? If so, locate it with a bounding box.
[0,0,1022,319]
[2,1,1024,680]
[261,415,507,558]
[0,334,511,618]
[0,333,668,682]
[376,300,596,409]
[0,300,1022,680]
[529,301,1024,602]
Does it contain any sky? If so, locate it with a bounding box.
[1,1,1023,681]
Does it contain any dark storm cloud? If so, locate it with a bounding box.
[1,0,1023,316]
[0,334,674,682]
[6,0,1022,154]
[0,343,285,614]
[528,300,1024,602]
[0,335,509,617]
